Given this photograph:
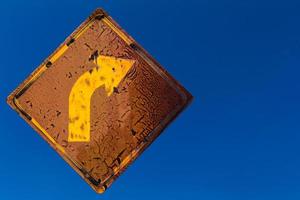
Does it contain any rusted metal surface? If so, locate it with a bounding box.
[7,8,192,193]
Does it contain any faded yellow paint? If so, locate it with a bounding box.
[50,45,68,63]
[68,55,135,142]
[31,118,66,153]
[74,20,94,40]
[102,18,132,44]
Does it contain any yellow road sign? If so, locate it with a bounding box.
[7,8,192,193]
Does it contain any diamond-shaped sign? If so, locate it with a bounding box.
[7,8,192,193]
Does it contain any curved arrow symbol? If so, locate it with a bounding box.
[68,55,135,142]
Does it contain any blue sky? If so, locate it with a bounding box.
[1,0,300,199]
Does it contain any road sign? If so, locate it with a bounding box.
[7,8,193,193]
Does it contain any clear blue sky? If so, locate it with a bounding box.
[1,0,300,199]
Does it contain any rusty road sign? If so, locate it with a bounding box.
[7,8,193,193]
